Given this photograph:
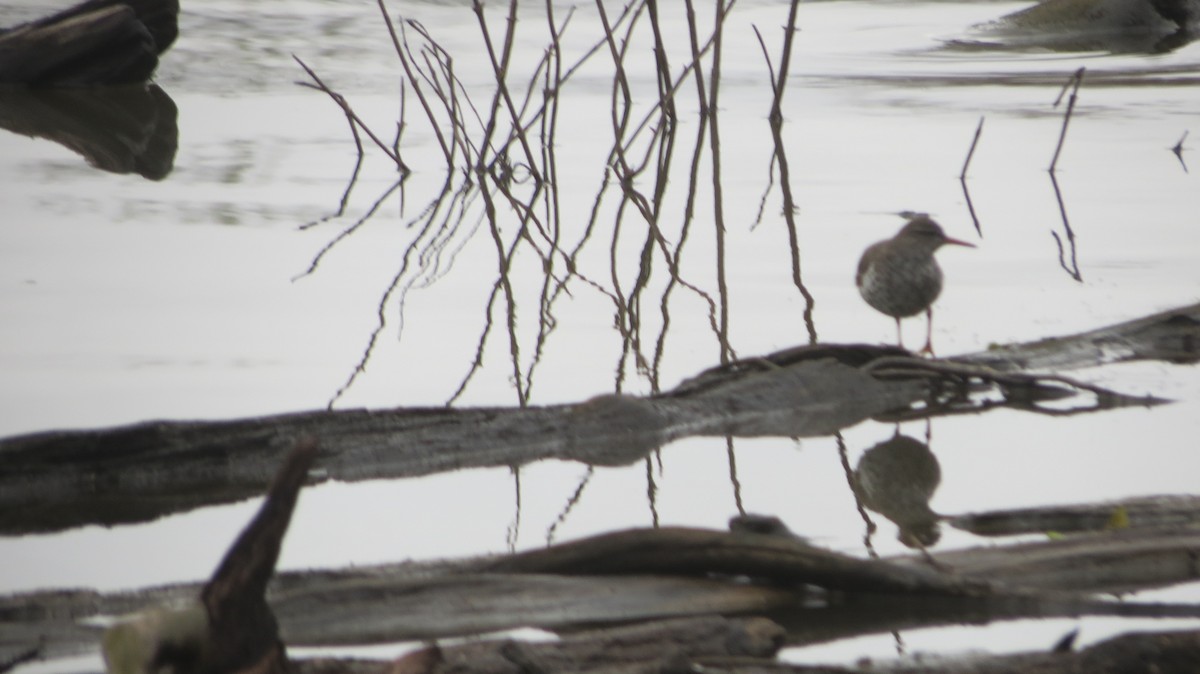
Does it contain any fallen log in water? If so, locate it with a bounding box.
[381,616,785,674]
[1,303,1195,537]
[954,301,1200,372]
[0,0,178,86]
[403,625,1200,674]
[948,494,1200,538]
[0,352,926,535]
[6,515,1200,667]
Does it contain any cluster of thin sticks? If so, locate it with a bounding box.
[294,0,812,544]
[295,0,812,414]
[298,4,1195,415]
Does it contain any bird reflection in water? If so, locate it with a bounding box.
[852,433,943,549]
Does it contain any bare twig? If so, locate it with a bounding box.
[960,116,984,180]
[506,467,521,553]
[761,0,816,345]
[1048,171,1082,282]
[1049,67,1084,173]
[393,79,406,161]
[960,116,985,235]
[293,55,405,169]
[472,0,544,185]
[1171,130,1189,173]
[403,20,479,170]
[644,456,661,528]
[726,437,745,516]
[293,180,404,282]
[961,177,982,236]
[708,0,735,364]
[547,466,593,545]
[375,0,453,167]
[751,25,778,98]
[297,108,365,232]
[837,431,879,560]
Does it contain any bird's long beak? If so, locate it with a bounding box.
[942,236,976,248]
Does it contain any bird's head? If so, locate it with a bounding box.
[897,215,975,253]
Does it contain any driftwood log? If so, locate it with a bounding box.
[4,517,1200,672]
[949,494,1200,537]
[963,0,1200,52]
[0,0,178,86]
[2,302,1196,537]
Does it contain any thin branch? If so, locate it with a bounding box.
[1049,67,1084,173]
[293,55,405,168]
[1171,129,1189,173]
[761,0,815,345]
[297,106,365,232]
[960,115,984,179]
[375,0,453,167]
[1048,171,1082,282]
[960,116,985,235]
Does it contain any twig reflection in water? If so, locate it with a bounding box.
[292,1,829,414]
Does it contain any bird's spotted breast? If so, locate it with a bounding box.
[858,250,944,318]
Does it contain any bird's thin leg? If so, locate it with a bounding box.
[921,308,935,355]
[894,317,904,350]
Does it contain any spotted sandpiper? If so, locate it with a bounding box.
[856,215,975,354]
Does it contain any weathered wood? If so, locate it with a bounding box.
[482,527,983,597]
[7,519,1200,665]
[4,301,1196,538]
[291,626,1200,674]
[0,356,924,535]
[898,525,1200,595]
[385,616,785,674]
[0,0,178,86]
[955,301,1200,372]
[962,0,1200,52]
[756,627,1200,673]
[274,573,804,645]
[948,494,1200,537]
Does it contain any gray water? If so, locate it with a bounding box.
[2,0,1200,670]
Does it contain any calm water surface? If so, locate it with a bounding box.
[2,0,1199,670]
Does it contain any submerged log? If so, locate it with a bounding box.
[764,628,1200,674]
[0,303,1195,536]
[956,301,1200,372]
[282,626,1200,674]
[6,518,1200,666]
[948,494,1200,537]
[266,626,1200,674]
[382,616,786,674]
[0,0,179,86]
[0,354,926,535]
